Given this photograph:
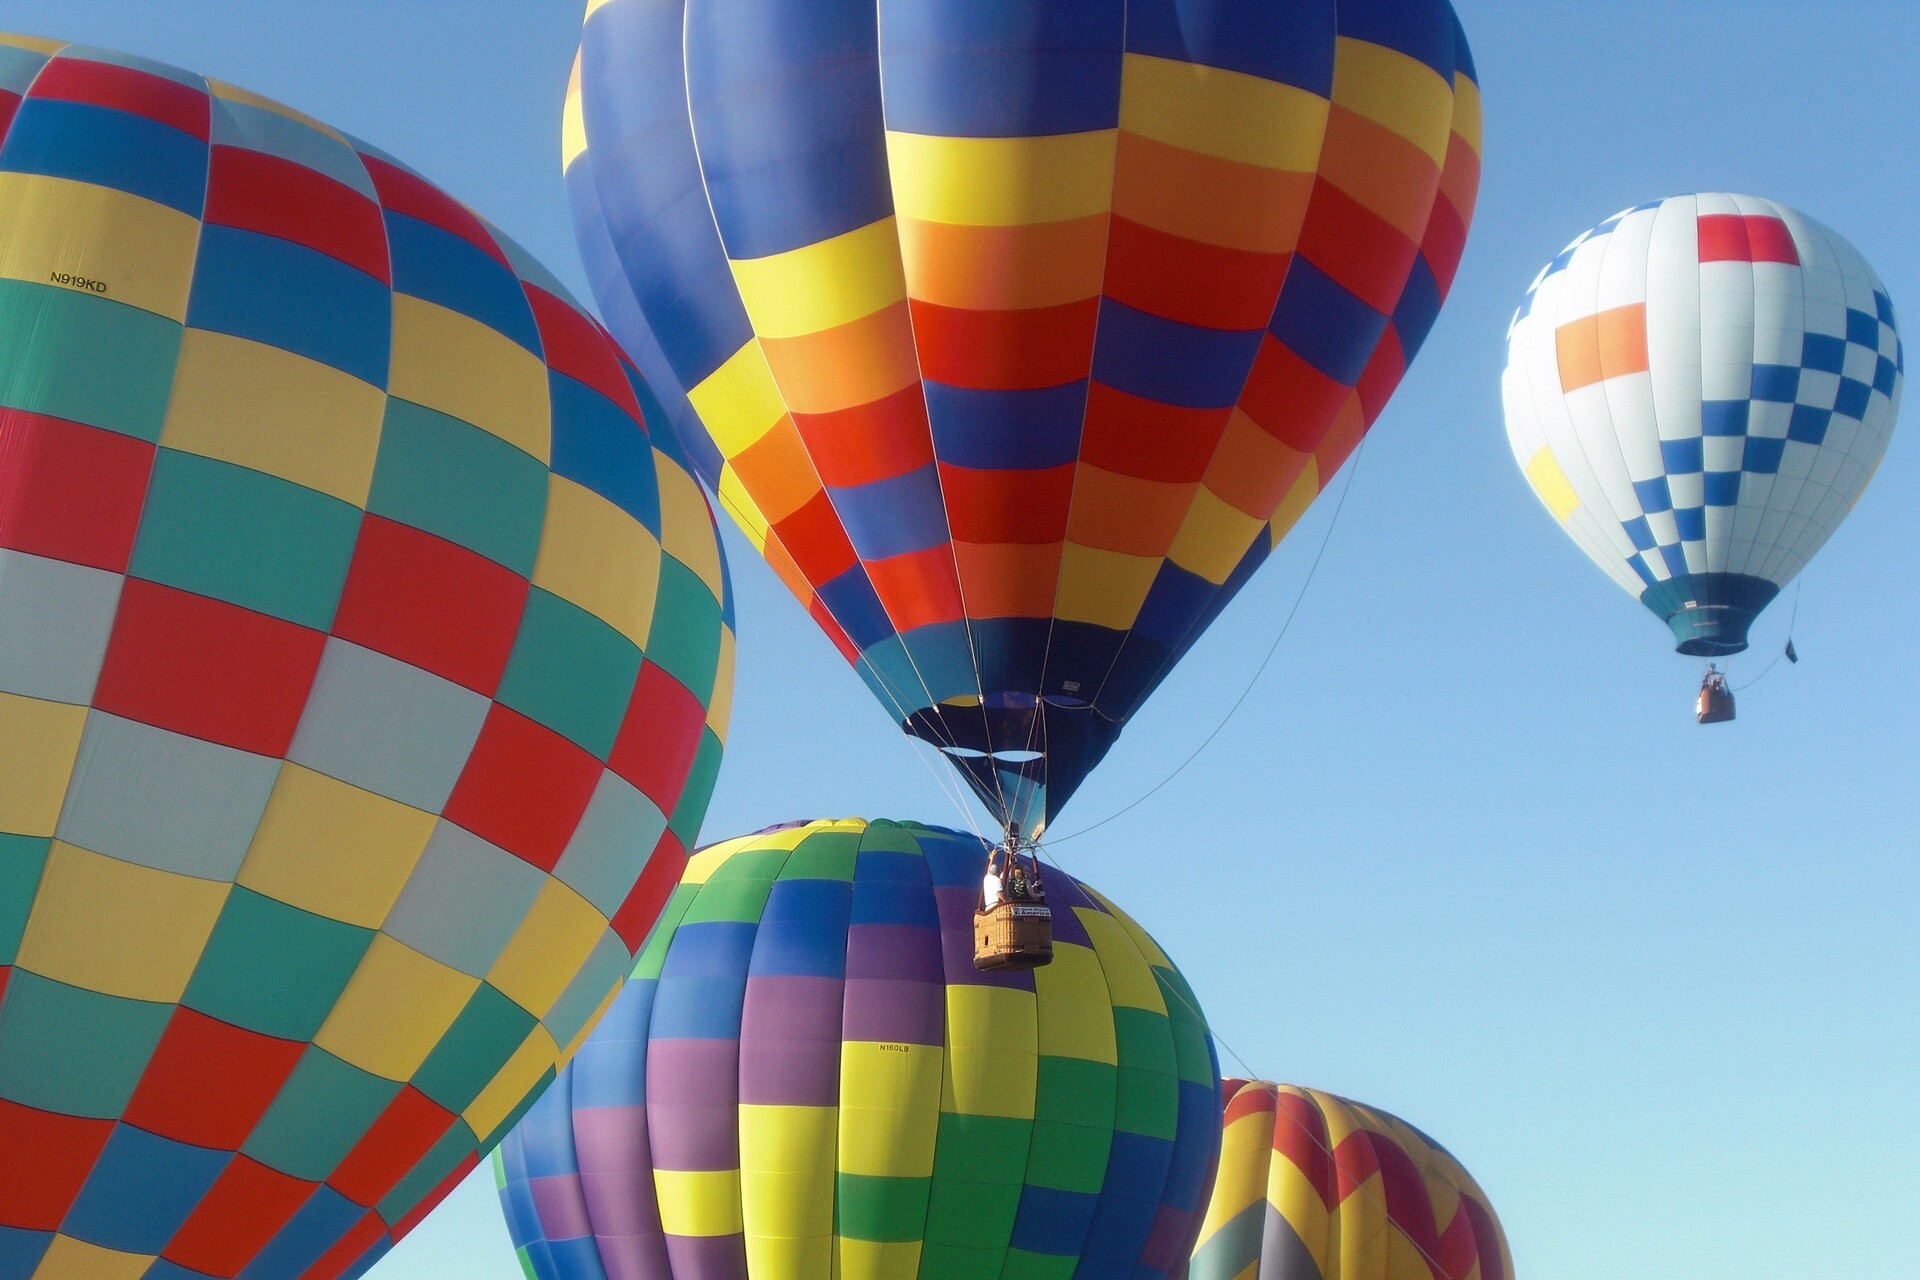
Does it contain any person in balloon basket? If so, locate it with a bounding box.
[982,831,1045,910]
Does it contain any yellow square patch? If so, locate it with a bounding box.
[0,692,86,837]
[654,1168,744,1236]
[1166,487,1265,586]
[160,329,387,507]
[14,843,229,1004]
[1052,543,1159,631]
[942,984,1038,1119]
[837,1041,942,1177]
[657,449,727,604]
[1034,942,1119,1065]
[485,880,608,1021]
[312,933,479,1082]
[706,629,737,742]
[531,475,662,650]
[729,218,906,340]
[739,1104,836,1240]
[463,1022,559,1143]
[686,340,785,460]
[0,172,200,322]
[30,1235,154,1280]
[236,763,436,928]
[388,295,551,462]
[1077,910,1166,1014]
[839,1239,923,1280]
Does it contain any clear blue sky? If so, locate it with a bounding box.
[7,2,1916,1276]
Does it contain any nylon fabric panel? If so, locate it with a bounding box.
[1095,7,1482,725]
[0,34,734,1280]
[494,819,1223,1280]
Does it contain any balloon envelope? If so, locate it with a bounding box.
[496,817,1221,1280]
[1503,194,1902,655]
[0,33,733,1280]
[565,0,1481,834]
[1190,1080,1511,1280]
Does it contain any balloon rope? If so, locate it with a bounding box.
[1043,436,1369,847]
[1731,578,1803,693]
[1041,842,1482,1280]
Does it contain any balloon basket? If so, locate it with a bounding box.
[974,902,1053,971]
[1696,675,1735,724]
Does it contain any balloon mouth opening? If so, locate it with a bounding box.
[1665,603,1759,656]
[1642,574,1777,660]
[1674,635,1749,657]
[939,746,1044,764]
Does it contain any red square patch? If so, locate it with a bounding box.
[31,57,209,140]
[790,385,934,489]
[525,286,640,421]
[607,662,706,811]
[769,490,860,589]
[1080,383,1227,484]
[1239,336,1348,454]
[1745,215,1800,265]
[326,1086,456,1209]
[204,146,389,283]
[0,1099,113,1231]
[865,545,966,632]
[124,1008,305,1151]
[162,1155,314,1277]
[0,410,156,572]
[361,154,509,269]
[93,579,327,756]
[1297,178,1422,317]
[612,829,687,951]
[1699,213,1801,266]
[443,705,601,870]
[332,516,529,697]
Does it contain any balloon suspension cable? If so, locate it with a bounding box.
[1021,443,1476,1277]
[1041,845,1472,1280]
[1731,578,1803,693]
[1045,436,1369,848]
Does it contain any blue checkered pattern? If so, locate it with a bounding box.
[1619,286,1903,586]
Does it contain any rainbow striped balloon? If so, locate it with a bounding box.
[496,818,1221,1280]
[0,33,732,1280]
[563,0,1481,836]
[1189,1081,1510,1280]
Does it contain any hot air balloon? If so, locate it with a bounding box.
[564,0,1482,840]
[1190,1081,1511,1280]
[495,817,1221,1280]
[1503,194,1901,718]
[0,34,733,1280]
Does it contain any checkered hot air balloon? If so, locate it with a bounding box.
[1188,1081,1511,1280]
[495,818,1222,1280]
[0,33,734,1280]
[562,0,1482,838]
[1503,194,1902,656]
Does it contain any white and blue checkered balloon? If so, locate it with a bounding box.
[1503,194,1901,655]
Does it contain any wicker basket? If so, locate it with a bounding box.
[1696,683,1735,724]
[974,901,1054,971]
